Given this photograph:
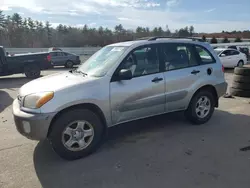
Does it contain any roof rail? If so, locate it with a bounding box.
[136,36,204,42]
[136,37,153,40]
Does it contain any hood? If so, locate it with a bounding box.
[19,71,96,96]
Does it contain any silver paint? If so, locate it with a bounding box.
[13,39,227,141]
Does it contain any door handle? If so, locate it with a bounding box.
[151,77,163,83]
[191,70,200,75]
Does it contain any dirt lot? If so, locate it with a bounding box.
[0,68,250,188]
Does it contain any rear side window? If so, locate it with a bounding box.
[221,50,239,56]
[231,50,240,55]
[162,43,199,71]
[50,52,56,57]
[195,46,215,64]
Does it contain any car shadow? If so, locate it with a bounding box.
[0,90,14,113]
[224,68,234,73]
[33,110,250,188]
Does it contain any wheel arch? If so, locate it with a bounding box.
[47,103,107,137]
[189,85,218,108]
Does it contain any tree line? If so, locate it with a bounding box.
[0,11,196,48]
[202,35,243,44]
[0,10,249,48]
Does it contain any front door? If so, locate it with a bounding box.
[110,44,165,125]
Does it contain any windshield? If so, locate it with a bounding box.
[77,46,128,77]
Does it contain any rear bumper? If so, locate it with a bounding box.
[74,60,81,65]
[12,99,56,140]
[215,82,228,98]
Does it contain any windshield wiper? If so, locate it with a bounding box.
[69,69,87,76]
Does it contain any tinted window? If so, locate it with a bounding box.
[162,43,198,71]
[50,52,64,56]
[195,45,215,64]
[50,52,57,57]
[231,50,240,55]
[222,50,238,56]
[121,45,159,77]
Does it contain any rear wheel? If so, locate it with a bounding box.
[185,90,215,125]
[49,109,105,160]
[65,61,74,68]
[24,65,41,79]
[237,60,244,67]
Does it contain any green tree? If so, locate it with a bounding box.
[11,13,22,27]
[210,36,218,44]
[202,35,206,42]
[189,26,194,36]
[0,10,6,29]
[222,37,230,43]
[165,25,171,36]
[235,37,242,42]
[45,21,52,46]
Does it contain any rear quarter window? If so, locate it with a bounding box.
[195,45,216,64]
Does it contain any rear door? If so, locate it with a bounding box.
[110,44,165,124]
[230,50,240,66]
[219,50,235,67]
[51,52,66,66]
[160,43,217,112]
[160,43,202,112]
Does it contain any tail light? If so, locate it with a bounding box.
[222,64,225,73]
[47,54,51,62]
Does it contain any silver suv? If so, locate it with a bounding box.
[13,37,227,160]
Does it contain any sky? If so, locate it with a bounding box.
[0,0,250,33]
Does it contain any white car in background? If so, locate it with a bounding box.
[214,48,247,68]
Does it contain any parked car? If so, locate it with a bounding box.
[50,51,81,68]
[48,47,63,52]
[214,48,247,68]
[13,37,227,160]
[0,46,52,78]
[239,47,249,61]
[227,46,249,60]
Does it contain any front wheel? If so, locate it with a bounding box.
[185,90,215,125]
[49,109,105,160]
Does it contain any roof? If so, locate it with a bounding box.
[214,48,227,51]
[108,38,209,48]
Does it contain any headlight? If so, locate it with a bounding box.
[23,92,54,109]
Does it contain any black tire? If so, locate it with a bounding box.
[49,109,105,160]
[233,75,250,83]
[232,82,250,90]
[234,66,250,76]
[65,61,74,68]
[237,60,244,67]
[185,90,215,125]
[24,65,41,79]
[230,87,250,97]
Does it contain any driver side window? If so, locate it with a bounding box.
[121,45,160,78]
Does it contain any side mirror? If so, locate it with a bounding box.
[118,69,132,80]
[220,54,226,57]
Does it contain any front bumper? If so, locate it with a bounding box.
[12,99,56,140]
